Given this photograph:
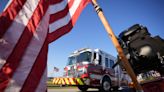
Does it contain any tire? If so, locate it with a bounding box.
[100,77,112,92]
[77,85,88,92]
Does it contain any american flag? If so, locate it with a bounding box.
[54,67,59,72]
[0,0,90,92]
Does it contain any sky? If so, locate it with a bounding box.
[0,0,164,77]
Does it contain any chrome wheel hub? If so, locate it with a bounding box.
[103,81,110,91]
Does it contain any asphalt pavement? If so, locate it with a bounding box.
[48,87,99,92]
[48,87,134,92]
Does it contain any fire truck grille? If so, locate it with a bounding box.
[68,66,77,77]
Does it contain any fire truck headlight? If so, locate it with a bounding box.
[78,67,87,74]
[84,79,90,85]
[83,68,87,74]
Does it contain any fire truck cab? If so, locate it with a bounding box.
[53,48,130,92]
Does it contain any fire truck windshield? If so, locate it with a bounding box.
[77,51,92,63]
[67,51,92,65]
[67,56,76,65]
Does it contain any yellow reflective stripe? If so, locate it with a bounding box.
[69,78,76,85]
[61,78,65,85]
[52,78,56,84]
[55,78,59,84]
[58,78,62,85]
[52,78,55,84]
[76,78,84,85]
[53,78,57,84]
[64,78,70,85]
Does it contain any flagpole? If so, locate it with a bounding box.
[91,0,143,91]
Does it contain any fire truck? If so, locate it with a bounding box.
[52,48,130,92]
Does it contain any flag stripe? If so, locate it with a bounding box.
[48,20,72,43]
[48,0,90,43]
[49,0,63,5]
[49,0,82,33]
[5,9,49,92]
[49,0,74,24]
[20,38,48,92]
[0,0,40,69]
[35,68,47,92]
[0,0,48,90]
[70,0,90,26]
[49,0,71,15]
[0,0,26,38]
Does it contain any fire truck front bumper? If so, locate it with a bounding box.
[52,77,90,86]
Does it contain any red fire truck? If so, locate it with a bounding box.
[53,48,130,92]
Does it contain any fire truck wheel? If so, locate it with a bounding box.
[77,85,88,92]
[100,77,111,92]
